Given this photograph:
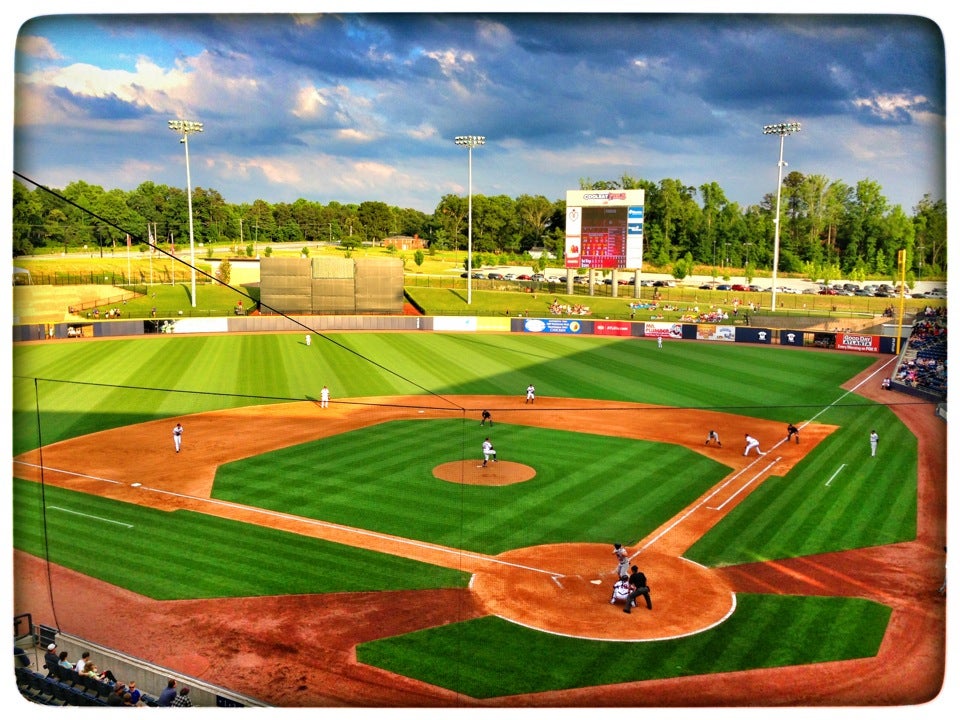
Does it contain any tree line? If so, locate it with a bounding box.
[12,171,946,281]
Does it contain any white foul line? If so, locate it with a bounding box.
[14,459,562,578]
[825,464,846,487]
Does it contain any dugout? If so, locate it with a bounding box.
[259,256,404,315]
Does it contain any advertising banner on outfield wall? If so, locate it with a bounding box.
[434,316,478,332]
[522,317,586,334]
[644,322,684,339]
[593,320,632,336]
[734,327,773,344]
[835,333,881,353]
[696,324,735,342]
[780,329,806,347]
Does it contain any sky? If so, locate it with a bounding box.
[6,3,952,219]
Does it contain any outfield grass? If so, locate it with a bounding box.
[12,332,918,698]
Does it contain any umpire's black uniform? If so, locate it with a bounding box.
[624,566,652,613]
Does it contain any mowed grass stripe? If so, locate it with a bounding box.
[14,479,468,599]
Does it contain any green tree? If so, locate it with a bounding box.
[215,258,232,284]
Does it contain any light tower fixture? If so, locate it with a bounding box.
[168,119,204,307]
[454,135,485,305]
[763,121,800,313]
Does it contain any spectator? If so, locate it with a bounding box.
[172,686,193,707]
[74,650,91,674]
[157,678,178,706]
[127,680,143,704]
[58,650,74,669]
[14,645,31,668]
[43,643,59,675]
[107,683,127,707]
[76,650,117,685]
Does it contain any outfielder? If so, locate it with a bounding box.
[173,422,183,453]
[482,437,497,467]
[870,430,879,457]
[320,385,329,408]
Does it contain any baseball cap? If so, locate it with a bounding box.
[47,643,56,650]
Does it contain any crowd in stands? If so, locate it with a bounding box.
[891,306,947,397]
[16,640,193,707]
[549,298,591,316]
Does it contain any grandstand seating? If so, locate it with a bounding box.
[889,308,947,399]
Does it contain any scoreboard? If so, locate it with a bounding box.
[564,189,644,270]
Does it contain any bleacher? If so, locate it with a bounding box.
[888,307,947,401]
[13,617,267,708]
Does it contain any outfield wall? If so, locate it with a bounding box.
[12,315,899,354]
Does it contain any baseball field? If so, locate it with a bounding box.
[10,331,946,706]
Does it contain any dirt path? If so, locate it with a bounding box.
[12,365,946,706]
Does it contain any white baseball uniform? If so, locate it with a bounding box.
[173,423,183,452]
[744,434,765,456]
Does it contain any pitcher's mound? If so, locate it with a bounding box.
[433,460,536,486]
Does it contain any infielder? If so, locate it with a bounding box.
[173,422,183,453]
[786,423,800,444]
[705,430,722,447]
[482,437,497,467]
[320,385,329,408]
[613,543,629,576]
[480,409,492,426]
[525,383,536,403]
[743,433,766,456]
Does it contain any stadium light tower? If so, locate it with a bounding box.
[168,119,204,307]
[763,121,800,312]
[455,135,485,305]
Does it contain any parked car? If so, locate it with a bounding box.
[652,280,674,287]
[747,285,762,292]
[699,283,714,290]
[715,284,732,291]
[487,272,504,280]
[640,280,654,287]
[731,284,748,291]
[530,273,545,281]
[818,287,839,295]
[503,273,515,280]
[854,289,875,296]
[471,272,485,279]
[516,274,531,280]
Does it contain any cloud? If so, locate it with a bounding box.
[16,34,61,60]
